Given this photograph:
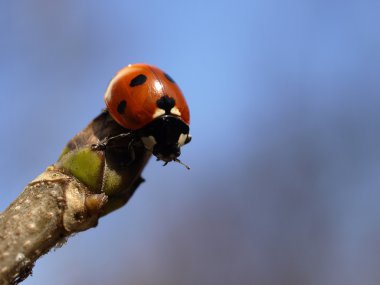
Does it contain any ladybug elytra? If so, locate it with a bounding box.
[103,63,191,168]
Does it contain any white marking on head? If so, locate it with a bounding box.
[153,108,165,119]
[178,133,188,147]
[141,136,157,151]
[170,106,181,116]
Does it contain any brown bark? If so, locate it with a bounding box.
[0,111,150,284]
[0,170,108,285]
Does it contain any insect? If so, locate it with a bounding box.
[97,63,191,169]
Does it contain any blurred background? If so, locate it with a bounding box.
[1,1,380,284]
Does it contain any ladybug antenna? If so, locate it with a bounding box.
[174,158,190,170]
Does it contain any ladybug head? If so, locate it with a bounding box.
[138,115,191,169]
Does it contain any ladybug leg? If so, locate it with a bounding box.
[127,140,136,162]
[92,132,140,166]
[91,133,134,151]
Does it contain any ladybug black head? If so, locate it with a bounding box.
[138,115,191,168]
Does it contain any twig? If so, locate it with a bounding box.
[0,111,151,284]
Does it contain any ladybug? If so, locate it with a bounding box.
[101,63,191,168]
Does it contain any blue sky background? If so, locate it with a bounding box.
[1,1,380,284]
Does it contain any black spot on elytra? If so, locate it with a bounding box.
[164,73,175,83]
[129,74,147,87]
[117,100,127,114]
[156,95,176,114]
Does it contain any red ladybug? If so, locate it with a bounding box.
[103,63,191,168]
